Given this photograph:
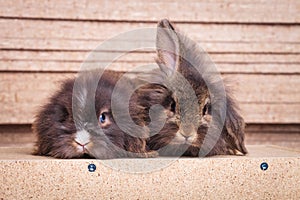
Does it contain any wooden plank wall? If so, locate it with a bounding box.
[0,0,299,147]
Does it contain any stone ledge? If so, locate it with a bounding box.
[1,145,299,199]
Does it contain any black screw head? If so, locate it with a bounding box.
[260,162,268,171]
[88,163,96,172]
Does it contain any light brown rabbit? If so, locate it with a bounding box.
[133,19,247,157]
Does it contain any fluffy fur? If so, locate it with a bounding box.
[33,70,157,159]
[33,19,247,159]
[134,19,247,157]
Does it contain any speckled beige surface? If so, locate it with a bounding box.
[1,145,299,199]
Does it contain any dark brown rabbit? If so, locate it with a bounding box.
[33,69,157,159]
[133,19,247,157]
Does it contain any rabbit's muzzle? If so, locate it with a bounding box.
[181,123,196,137]
[74,130,92,155]
[173,123,197,144]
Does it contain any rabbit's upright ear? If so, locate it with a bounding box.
[156,19,181,77]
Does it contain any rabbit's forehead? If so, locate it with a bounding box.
[99,108,109,114]
[169,92,207,127]
[175,100,199,120]
[96,102,111,114]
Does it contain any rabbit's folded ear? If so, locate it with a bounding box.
[156,19,181,77]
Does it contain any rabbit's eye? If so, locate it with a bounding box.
[202,102,211,115]
[170,101,176,112]
[99,110,111,128]
[99,113,106,124]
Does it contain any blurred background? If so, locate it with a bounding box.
[0,0,299,150]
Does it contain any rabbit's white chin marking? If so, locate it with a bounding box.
[74,130,90,148]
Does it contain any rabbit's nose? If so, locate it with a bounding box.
[75,130,90,146]
[180,133,191,140]
[181,124,196,138]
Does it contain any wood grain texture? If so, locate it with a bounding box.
[241,104,300,124]
[1,51,300,73]
[0,0,299,23]
[245,124,300,150]
[1,19,299,42]
[2,51,300,63]
[1,19,299,53]
[2,38,299,53]
[0,125,35,146]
